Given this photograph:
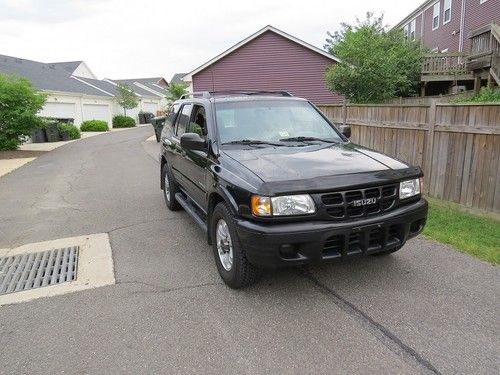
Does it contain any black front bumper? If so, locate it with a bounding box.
[236,198,428,268]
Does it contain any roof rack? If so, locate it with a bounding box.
[179,90,293,100]
[210,90,293,97]
[179,91,211,99]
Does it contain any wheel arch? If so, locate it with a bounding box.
[207,187,238,245]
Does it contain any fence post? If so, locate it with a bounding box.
[424,99,437,194]
[342,100,347,126]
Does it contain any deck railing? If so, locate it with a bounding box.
[421,52,468,75]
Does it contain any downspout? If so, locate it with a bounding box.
[459,0,466,53]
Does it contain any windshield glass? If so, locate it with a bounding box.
[215,100,342,145]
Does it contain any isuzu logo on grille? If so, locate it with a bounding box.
[351,198,378,207]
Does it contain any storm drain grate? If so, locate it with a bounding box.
[0,246,79,296]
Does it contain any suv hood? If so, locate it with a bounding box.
[223,143,409,182]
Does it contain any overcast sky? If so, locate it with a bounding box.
[0,0,418,80]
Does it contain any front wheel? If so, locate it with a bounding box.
[211,203,260,288]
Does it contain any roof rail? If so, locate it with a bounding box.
[179,90,294,100]
[209,90,293,97]
[180,91,211,99]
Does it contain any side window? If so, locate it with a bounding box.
[175,104,193,137]
[187,105,207,137]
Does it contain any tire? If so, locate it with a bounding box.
[211,202,260,288]
[161,163,182,211]
[372,245,403,256]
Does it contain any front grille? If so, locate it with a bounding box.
[321,184,397,220]
[322,224,403,257]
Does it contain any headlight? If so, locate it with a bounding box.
[399,178,421,199]
[251,194,316,216]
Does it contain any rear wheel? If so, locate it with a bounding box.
[162,163,181,211]
[211,203,260,288]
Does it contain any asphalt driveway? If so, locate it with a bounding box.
[0,127,498,374]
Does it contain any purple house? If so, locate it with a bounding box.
[395,0,500,95]
[395,0,500,53]
[182,25,343,104]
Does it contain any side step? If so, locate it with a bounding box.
[175,193,208,233]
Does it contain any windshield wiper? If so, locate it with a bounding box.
[222,139,284,147]
[280,136,338,143]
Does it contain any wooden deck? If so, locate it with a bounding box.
[421,52,473,82]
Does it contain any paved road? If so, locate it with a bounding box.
[0,127,498,374]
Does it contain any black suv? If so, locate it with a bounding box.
[159,91,427,288]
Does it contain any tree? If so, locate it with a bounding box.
[166,82,188,107]
[116,83,138,115]
[324,13,424,103]
[0,74,47,150]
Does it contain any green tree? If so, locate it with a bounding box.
[166,82,188,106]
[116,83,138,115]
[0,74,47,150]
[324,13,424,103]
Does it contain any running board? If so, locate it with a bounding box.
[175,193,207,233]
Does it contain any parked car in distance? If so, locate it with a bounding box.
[159,91,428,288]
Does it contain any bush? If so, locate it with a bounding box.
[452,87,500,103]
[58,123,81,140]
[80,120,109,132]
[112,115,135,128]
[0,73,47,150]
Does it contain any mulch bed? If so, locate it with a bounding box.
[0,150,47,160]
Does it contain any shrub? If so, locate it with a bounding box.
[112,115,135,128]
[58,123,81,140]
[0,73,47,150]
[80,120,109,132]
[452,87,500,103]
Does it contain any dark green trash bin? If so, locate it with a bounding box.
[45,121,59,142]
[151,116,166,143]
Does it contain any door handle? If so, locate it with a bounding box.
[162,138,171,146]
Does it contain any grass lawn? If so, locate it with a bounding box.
[423,198,500,265]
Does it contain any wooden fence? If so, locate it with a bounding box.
[318,102,500,214]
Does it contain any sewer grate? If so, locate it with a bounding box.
[0,246,79,296]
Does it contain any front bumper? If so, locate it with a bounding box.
[236,198,428,268]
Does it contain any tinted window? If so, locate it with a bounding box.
[175,104,192,137]
[187,105,207,137]
[215,100,342,144]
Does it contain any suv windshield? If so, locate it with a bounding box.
[215,100,343,145]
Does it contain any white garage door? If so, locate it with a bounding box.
[83,104,110,122]
[142,102,158,114]
[40,102,76,120]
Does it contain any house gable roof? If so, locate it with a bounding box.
[112,77,168,87]
[170,73,187,84]
[102,78,164,98]
[0,54,109,97]
[49,61,83,74]
[183,25,340,81]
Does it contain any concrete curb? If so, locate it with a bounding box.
[0,233,115,306]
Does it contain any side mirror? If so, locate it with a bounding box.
[340,125,351,139]
[180,132,207,151]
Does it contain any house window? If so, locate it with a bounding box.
[432,2,440,30]
[404,24,409,39]
[443,0,452,24]
[410,19,416,41]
